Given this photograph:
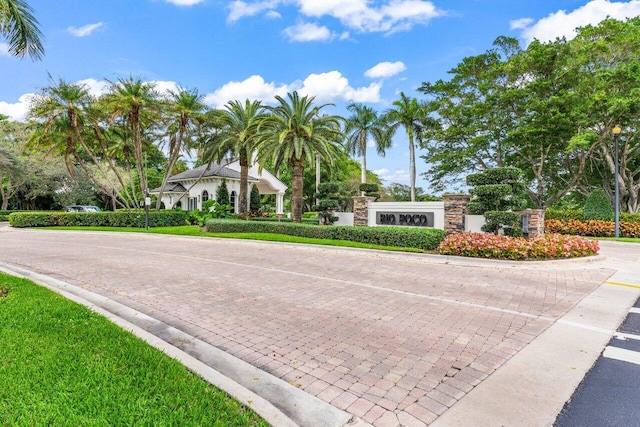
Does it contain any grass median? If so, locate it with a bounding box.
[0,272,269,426]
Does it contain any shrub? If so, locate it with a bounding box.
[205,219,445,250]
[584,189,614,221]
[544,209,584,221]
[359,183,379,199]
[545,218,640,238]
[9,210,188,228]
[437,232,599,260]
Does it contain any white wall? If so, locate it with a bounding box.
[333,212,354,226]
[368,202,445,229]
[465,215,486,233]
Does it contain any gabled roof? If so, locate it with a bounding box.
[167,163,258,182]
[149,182,186,193]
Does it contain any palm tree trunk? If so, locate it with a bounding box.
[238,154,249,219]
[408,130,416,202]
[292,161,304,223]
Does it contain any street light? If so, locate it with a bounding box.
[612,125,621,238]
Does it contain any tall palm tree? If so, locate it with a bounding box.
[102,77,161,197]
[344,102,390,184]
[0,0,44,60]
[156,87,207,209]
[256,91,344,223]
[382,92,427,202]
[214,99,266,219]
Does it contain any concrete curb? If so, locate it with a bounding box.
[0,262,360,427]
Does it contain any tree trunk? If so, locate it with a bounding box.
[408,130,416,202]
[291,161,305,223]
[315,155,320,208]
[238,154,249,219]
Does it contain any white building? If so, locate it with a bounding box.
[150,160,287,214]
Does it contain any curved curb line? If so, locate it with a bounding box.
[0,262,360,427]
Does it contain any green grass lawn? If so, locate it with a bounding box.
[593,237,640,243]
[46,225,426,253]
[0,273,269,427]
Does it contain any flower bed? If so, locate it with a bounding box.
[437,232,599,260]
[545,219,640,238]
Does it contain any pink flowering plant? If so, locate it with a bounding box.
[437,232,599,260]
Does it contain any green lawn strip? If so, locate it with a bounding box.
[0,273,269,427]
[591,237,640,244]
[42,225,426,253]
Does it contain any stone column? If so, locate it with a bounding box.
[353,196,375,226]
[443,194,471,234]
[519,209,545,238]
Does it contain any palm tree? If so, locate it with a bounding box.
[214,99,266,219]
[102,77,161,197]
[0,0,44,60]
[344,102,390,185]
[256,91,344,223]
[156,87,207,209]
[382,92,427,202]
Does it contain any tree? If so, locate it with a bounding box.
[216,177,229,205]
[214,100,266,219]
[102,76,162,198]
[344,103,390,185]
[467,167,527,236]
[256,92,344,223]
[0,0,44,60]
[249,184,260,213]
[382,92,428,202]
[156,87,206,209]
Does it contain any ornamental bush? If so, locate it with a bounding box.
[545,219,640,238]
[437,232,599,260]
[584,189,614,221]
[8,210,188,228]
[205,219,445,250]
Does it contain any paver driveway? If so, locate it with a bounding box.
[0,227,615,426]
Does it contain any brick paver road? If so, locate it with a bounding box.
[0,227,615,426]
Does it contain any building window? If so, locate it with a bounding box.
[230,191,237,212]
[202,190,209,202]
[188,197,197,211]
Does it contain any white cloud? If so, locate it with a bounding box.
[165,0,205,6]
[151,80,181,95]
[76,78,109,97]
[509,18,533,30]
[228,0,444,33]
[372,168,410,182]
[515,0,640,44]
[203,75,294,108]
[364,61,406,79]
[297,0,444,33]
[299,71,381,103]
[0,93,37,121]
[0,43,9,56]
[284,22,335,42]
[266,10,282,19]
[228,0,280,23]
[67,22,104,37]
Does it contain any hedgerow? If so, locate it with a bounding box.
[545,219,640,238]
[437,232,599,260]
[205,219,445,250]
[8,210,188,228]
[545,209,640,223]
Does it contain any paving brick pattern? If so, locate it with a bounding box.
[0,230,614,426]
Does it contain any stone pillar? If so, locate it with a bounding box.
[444,194,471,234]
[519,209,545,238]
[353,196,375,226]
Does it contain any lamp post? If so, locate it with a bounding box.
[612,125,621,238]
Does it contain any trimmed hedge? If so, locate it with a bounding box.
[0,210,29,221]
[584,189,614,221]
[8,210,188,228]
[545,209,640,223]
[545,219,640,238]
[249,216,320,225]
[205,219,445,251]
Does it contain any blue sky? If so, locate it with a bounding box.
[2,0,639,192]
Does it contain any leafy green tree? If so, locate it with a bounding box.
[0,0,43,60]
[584,189,614,221]
[382,92,428,202]
[314,182,341,225]
[249,184,260,213]
[256,92,344,222]
[344,103,390,185]
[216,177,229,205]
[467,167,527,236]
